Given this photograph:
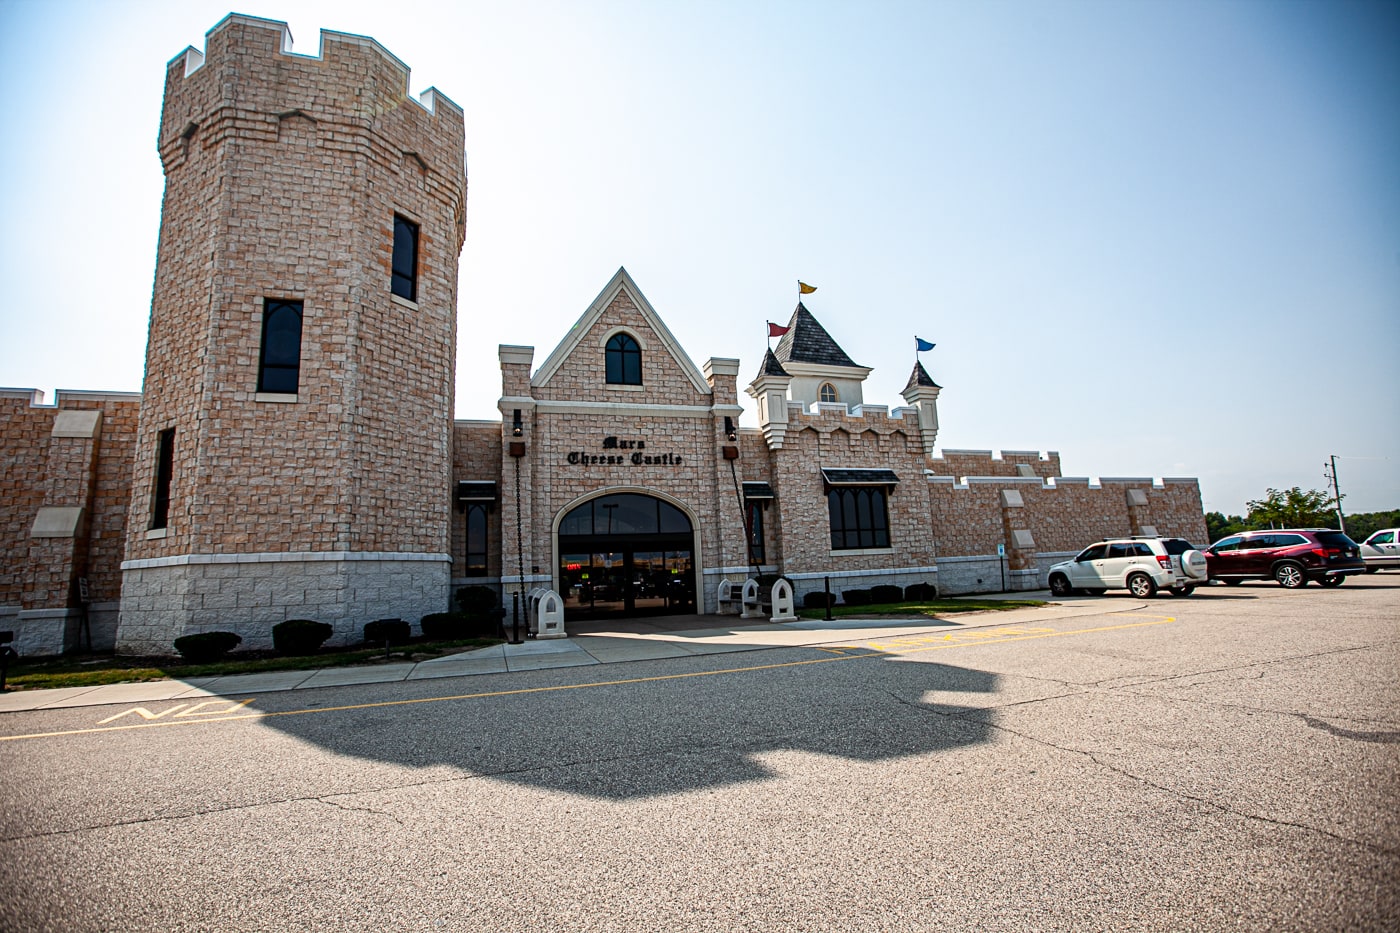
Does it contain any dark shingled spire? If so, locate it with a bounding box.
[773,303,861,368]
[755,348,790,380]
[904,361,941,392]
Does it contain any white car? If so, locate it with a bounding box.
[1048,536,1209,598]
[1360,529,1400,572]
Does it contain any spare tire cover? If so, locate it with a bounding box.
[1181,550,1209,580]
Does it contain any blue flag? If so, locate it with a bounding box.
[915,336,935,352]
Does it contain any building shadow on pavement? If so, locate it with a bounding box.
[255,653,999,801]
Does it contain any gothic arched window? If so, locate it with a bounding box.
[605,333,642,385]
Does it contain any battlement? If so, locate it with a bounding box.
[784,399,919,433]
[0,388,142,410]
[928,448,1062,479]
[159,14,465,181]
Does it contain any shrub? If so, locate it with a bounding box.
[272,619,333,655]
[870,584,903,604]
[364,618,410,646]
[420,612,471,641]
[803,591,837,609]
[841,588,872,606]
[172,631,241,664]
[455,585,499,615]
[904,582,938,601]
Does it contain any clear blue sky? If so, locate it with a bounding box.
[1,0,1396,516]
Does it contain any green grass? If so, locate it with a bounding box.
[796,597,1045,620]
[2,638,500,692]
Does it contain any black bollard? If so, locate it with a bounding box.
[511,592,521,644]
[824,576,833,621]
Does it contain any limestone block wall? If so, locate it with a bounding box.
[125,14,466,566]
[0,391,53,608]
[529,291,710,407]
[924,474,1208,593]
[0,391,140,653]
[753,406,937,601]
[118,553,449,654]
[928,449,1062,478]
[451,420,504,586]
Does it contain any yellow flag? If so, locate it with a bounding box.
[798,281,817,295]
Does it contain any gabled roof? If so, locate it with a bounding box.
[773,303,861,368]
[904,361,941,392]
[530,267,711,396]
[754,348,790,380]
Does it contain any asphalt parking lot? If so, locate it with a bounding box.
[1,575,1396,931]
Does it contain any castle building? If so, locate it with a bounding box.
[0,15,1206,657]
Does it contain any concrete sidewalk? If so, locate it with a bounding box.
[0,595,1107,713]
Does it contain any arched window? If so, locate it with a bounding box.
[258,299,303,393]
[605,333,642,385]
[464,504,488,577]
[819,382,839,404]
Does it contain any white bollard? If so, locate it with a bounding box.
[769,578,796,622]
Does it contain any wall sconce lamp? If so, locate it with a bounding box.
[509,409,526,457]
[722,415,739,460]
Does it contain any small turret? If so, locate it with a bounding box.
[900,361,942,456]
[746,349,793,448]
[771,303,871,410]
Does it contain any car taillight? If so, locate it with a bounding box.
[1156,555,1172,570]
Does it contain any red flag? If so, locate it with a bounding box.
[768,322,790,338]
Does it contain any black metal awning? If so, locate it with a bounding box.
[820,468,899,486]
[456,481,498,502]
[742,482,776,500]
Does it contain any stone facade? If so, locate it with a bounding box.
[0,16,1208,657]
[113,15,466,654]
[0,390,140,654]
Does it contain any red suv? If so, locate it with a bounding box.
[1205,529,1364,588]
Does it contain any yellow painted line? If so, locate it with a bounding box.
[0,614,1174,743]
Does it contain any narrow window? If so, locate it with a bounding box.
[464,504,488,577]
[746,500,766,564]
[392,214,419,301]
[605,333,642,385]
[827,486,890,550]
[258,300,303,393]
[819,382,839,404]
[150,428,175,530]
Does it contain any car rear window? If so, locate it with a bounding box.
[1314,531,1357,549]
[1162,539,1194,555]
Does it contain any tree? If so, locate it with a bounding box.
[1342,509,1400,542]
[1205,511,1245,542]
[1244,486,1340,530]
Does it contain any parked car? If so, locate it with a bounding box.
[1359,528,1400,572]
[1204,529,1364,588]
[1048,536,1208,598]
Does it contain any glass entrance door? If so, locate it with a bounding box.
[557,494,696,619]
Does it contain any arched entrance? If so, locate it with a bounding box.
[557,492,697,618]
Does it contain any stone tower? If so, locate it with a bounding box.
[117,15,467,653]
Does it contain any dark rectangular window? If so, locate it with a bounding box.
[827,486,890,550]
[151,428,175,530]
[465,504,488,577]
[746,500,766,564]
[392,214,419,301]
[258,299,303,393]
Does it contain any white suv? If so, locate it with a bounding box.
[1048,536,1208,598]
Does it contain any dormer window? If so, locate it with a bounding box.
[605,333,642,385]
[819,382,839,404]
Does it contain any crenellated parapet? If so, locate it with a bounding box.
[928,448,1062,479]
[159,14,465,234]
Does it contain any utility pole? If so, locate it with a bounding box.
[1326,455,1347,534]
